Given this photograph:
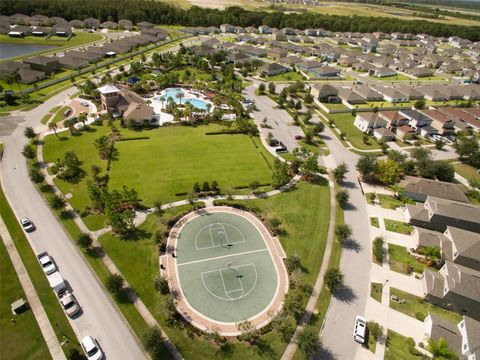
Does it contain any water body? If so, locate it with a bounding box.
[0,43,56,59]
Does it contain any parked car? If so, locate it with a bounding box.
[269,138,280,147]
[294,135,304,140]
[20,217,35,232]
[353,315,367,344]
[275,142,287,153]
[63,108,72,117]
[58,290,80,317]
[445,135,456,143]
[37,252,57,275]
[81,336,103,360]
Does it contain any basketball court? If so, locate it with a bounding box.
[164,207,288,335]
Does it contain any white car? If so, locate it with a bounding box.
[37,252,57,275]
[58,290,80,317]
[20,217,35,232]
[353,315,367,344]
[81,336,103,360]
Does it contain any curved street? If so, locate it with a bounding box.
[0,88,147,360]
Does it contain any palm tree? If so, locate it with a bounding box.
[48,122,58,137]
[11,71,23,96]
[63,119,75,135]
[78,112,87,128]
[4,71,16,92]
[175,91,184,105]
[427,338,457,360]
[206,103,212,113]
[184,103,193,121]
[159,96,166,109]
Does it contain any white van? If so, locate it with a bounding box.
[353,315,367,344]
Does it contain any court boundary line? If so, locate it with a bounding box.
[177,248,267,267]
[195,222,246,251]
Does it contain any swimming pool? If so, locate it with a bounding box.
[157,87,210,111]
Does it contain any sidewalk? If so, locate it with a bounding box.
[0,216,67,360]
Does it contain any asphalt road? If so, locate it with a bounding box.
[316,118,372,360]
[0,88,146,360]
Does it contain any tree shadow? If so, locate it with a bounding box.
[311,175,329,186]
[342,238,362,253]
[341,202,357,211]
[216,342,234,358]
[341,180,357,189]
[333,285,357,304]
[253,338,276,359]
[121,228,152,241]
[314,345,337,360]
[86,246,104,259]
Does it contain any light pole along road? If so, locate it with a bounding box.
[0,88,147,360]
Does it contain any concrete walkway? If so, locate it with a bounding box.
[0,216,67,360]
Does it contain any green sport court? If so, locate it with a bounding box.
[174,211,280,323]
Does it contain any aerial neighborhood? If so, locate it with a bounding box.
[0,1,479,360]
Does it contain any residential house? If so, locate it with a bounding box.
[311,84,339,102]
[101,21,118,29]
[220,24,235,33]
[458,316,480,358]
[423,314,464,359]
[423,261,480,321]
[396,85,424,100]
[53,24,72,37]
[374,86,408,103]
[417,85,449,101]
[0,61,45,84]
[258,25,272,34]
[227,53,251,65]
[338,88,365,104]
[378,111,409,130]
[404,196,480,233]
[30,15,49,26]
[353,85,383,101]
[69,19,85,29]
[137,21,154,30]
[261,63,288,76]
[442,108,480,132]
[296,61,339,78]
[141,28,167,40]
[272,29,286,41]
[56,55,89,70]
[441,227,480,271]
[399,109,433,131]
[8,25,31,37]
[404,67,434,78]
[9,13,30,25]
[48,17,67,25]
[31,27,51,36]
[454,85,480,100]
[371,67,396,78]
[420,109,456,135]
[84,17,100,29]
[118,19,133,30]
[84,46,107,60]
[278,56,302,68]
[217,42,235,51]
[400,176,469,203]
[267,48,288,61]
[23,56,60,75]
[354,112,387,132]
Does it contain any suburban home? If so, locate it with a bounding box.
[9,13,30,25]
[8,25,31,37]
[400,176,469,203]
[98,84,156,126]
[190,44,219,57]
[30,15,49,26]
[378,111,409,129]
[118,19,133,30]
[48,17,67,25]
[137,21,154,30]
[420,109,456,135]
[353,85,383,101]
[101,21,118,29]
[423,261,480,321]
[258,25,272,34]
[338,88,365,104]
[455,84,480,101]
[217,41,235,51]
[69,19,85,28]
[56,55,89,70]
[227,53,251,65]
[424,314,480,359]
[442,108,480,132]
[272,29,286,41]
[354,112,388,132]
[439,227,480,271]
[278,56,302,67]
[85,46,107,60]
[220,24,235,33]
[53,24,72,36]
[298,62,340,78]
[141,28,167,40]
[267,48,288,61]
[261,63,288,76]
[0,62,46,84]
[438,85,464,100]
[311,84,339,102]
[399,109,433,130]
[371,67,396,78]
[373,86,408,103]
[31,27,51,36]
[23,56,60,75]
[404,196,480,233]
[404,67,434,78]
[83,17,100,29]
[396,85,424,100]
[373,127,395,141]
[417,85,449,101]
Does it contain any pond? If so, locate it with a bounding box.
[0,43,57,59]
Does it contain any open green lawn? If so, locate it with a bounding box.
[321,102,348,110]
[384,219,413,235]
[0,236,51,360]
[51,106,70,124]
[0,32,104,61]
[43,123,275,211]
[370,282,383,303]
[170,66,212,82]
[371,74,411,81]
[454,162,480,180]
[377,194,403,210]
[385,330,423,360]
[388,244,428,274]
[0,187,79,356]
[98,179,330,359]
[326,113,381,150]
[390,288,462,324]
[266,71,304,82]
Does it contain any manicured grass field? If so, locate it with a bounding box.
[384,219,413,235]
[43,123,275,210]
[0,236,51,360]
[370,282,383,303]
[385,330,423,360]
[390,288,462,324]
[371,74,411,81]
[51,106,70,124]
[0,187,79,356]
[370,217,379,228]
[377,194,403,210]
[454,162,480,180]
[326,113,381,151]
[388,244,428,274]
[366,321,377,354]
[266,71,305,82]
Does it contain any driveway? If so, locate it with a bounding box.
[0,88,146,360]
[314,114,372,360]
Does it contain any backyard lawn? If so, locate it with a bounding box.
[377,194,404,210]
[454,162,480,180]
[0,236,51,360]
[266,71,305,82]
[99,181,330,359]
[326,113,381,151]
[384,330,423,360]
[43,123,275,210]
[388,244,427,274]
[390,288,462,324]
[384,219,413,235]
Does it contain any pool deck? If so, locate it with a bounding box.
[163,206,289,336]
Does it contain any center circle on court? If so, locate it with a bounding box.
[169,208,285,328]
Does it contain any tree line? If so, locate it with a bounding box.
[1,0,479,41]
